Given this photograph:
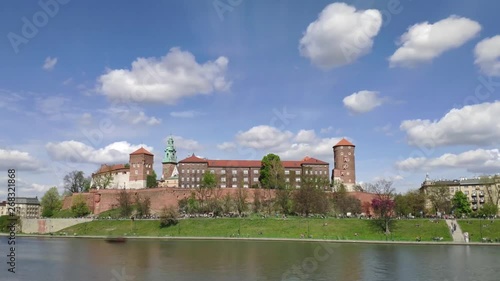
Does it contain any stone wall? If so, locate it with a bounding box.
[20,218,93,234]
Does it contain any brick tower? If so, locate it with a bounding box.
[162,136,178,180]
[128,147,154,189]
[332,138,356,191]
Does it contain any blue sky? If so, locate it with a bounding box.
[1,0,500,198]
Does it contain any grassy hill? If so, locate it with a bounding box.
[57,217,452,242]
[458,219,500,242]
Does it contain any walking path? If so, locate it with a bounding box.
[446,219,464,242]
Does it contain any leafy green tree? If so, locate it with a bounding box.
[394,190,426,217]
[259,153,285,189]
[427,185,452,214]
[117,189,133,218]
[71,194,90,217]
[64,170,88,193]
[147,170,157,188]
[41,187,62,217]
[452,191,472,217]
[478,202,498,217]
[0,215,20,233]
[93,173,113,189]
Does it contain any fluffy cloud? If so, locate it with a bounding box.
[474,35,500,77]
[396,149,500,174]
[170,110,202,118]
[226,125,342,160]
[400,101,500,147]
[389,16,481,68]
[170,136,202,151]
[343,90,386,114]
[46,141,153,164]
[0,149,41,171]
[299,2,382,69]
[217,142,237,151]
[98,47,230,104]
[43,56,58,70]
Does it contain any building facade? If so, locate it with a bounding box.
[91,147,155,189]
[420,174,500,214]
[332,138,357,191]
[0,197,41,218]
[177,155,330,189]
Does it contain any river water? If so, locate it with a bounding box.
[1,237,499,281]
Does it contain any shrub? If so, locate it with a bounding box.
[160,206,179,228]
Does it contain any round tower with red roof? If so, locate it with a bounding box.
[332,138,356,191]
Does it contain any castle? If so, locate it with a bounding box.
[91,137,357,191]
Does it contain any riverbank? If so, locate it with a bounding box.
[2,233,500,246]
[52,218,457,242]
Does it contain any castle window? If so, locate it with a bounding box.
[253,170,258,174]
[221,170,226,174]
[243,170,248,175]
[196,177,200,181]
[187,170,190,174]
[243,178,248,182]
[135,170,138,175]
[146,171,149,175]
[232,170,237,175]
[232,184,237,188]
[186,178,189,181]
[221,178,226,182]
[285,170,289,175]
[243,184,248,188]
[253,177,258,182]
[232,177,237,182]
[210,170,214,174]
[296,171,301,175]
[221,184,226,188]
[191,177,195,182]
[197,170,200,173]
[286,178,289,182]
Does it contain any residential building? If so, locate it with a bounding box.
[6,197,41,218]
[0,201,8,216]
[420,174,500,214]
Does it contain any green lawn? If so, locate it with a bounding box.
[458,219,500,242]
[57,218,452,242]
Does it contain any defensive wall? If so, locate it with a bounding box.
[21,218,93,234]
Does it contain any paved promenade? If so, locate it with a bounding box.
[445,219,465,242]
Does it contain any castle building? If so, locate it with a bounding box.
[160,137,179,187]
[332,138,356,191]
[91,147,155,189]
[177,155,330,188]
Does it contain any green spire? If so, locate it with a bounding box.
[163,136,177,163]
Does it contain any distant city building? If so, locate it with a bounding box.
[420,174,500,214]
[0,197,41,218]
[91,147,155,189]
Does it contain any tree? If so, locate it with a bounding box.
[117,189,133,218]
[41,187,62,217]
[83,176,92,192]
[63,170,87,193]
[426,185,452,214]
[234,188,249,216]
[159,206,179,228]
[135,195,151,218]
[71,194,90,217]
[147,170,157,188]
[197,171,218,210]
[222,193,234,214]
[275,185,293,215]
[259,154,285,189]
[332,185,361,215]
[293,174,330,216]
[93,173,113,189]
[452,191,472,217]
[394,190,426,217]
[366,179,395,234]
[478,203,498,217]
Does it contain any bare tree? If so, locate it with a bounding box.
[64,170,87,194]
[426,185,452,214]
[293,174,330,216]
[234,187,249,216]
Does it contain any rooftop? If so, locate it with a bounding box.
[130,147,154,156]
[180,154,328,168]
[334,138,355,147]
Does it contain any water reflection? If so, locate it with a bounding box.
[1,237,499,281]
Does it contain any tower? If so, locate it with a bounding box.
[128,147,154,189]
[162,136,178,180]
[332,138,356,191]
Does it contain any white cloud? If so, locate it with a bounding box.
[46,141,153,164]
[474,35,500,77]
[217,142,237,151]
[343,90,386,114]
[236,125,294,150]
[400,101,500,147]
[396,148,500,174]
[170,110,202,118]
[389,16,481,68]
[98,47,231,104]
[171,136,202,151]
[294,129,316,143]
[230,125,342,160]
[107,105,161,126]
[299,2,382,69]
[43,57,58,70]
[0,149,41,171]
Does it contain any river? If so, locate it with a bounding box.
[2,237,499,280]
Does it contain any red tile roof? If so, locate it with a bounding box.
[179,155,328,167]
[334,138,355,147]
[130,147,154,156]
[95,164,128,174]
